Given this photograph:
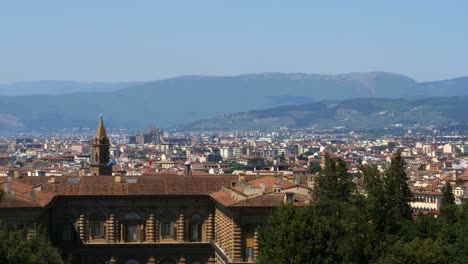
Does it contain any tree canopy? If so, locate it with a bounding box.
[0,222,64,264]
[258,151,468,263]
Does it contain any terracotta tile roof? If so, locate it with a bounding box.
[16,175,239,196]
[245,175,300,193]
[0,179,54,208]
[210,191,238,206]
[229,193,309,207]
[0,193,39,208]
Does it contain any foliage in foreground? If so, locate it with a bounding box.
[258,151,466,264]
[0,221,63,264]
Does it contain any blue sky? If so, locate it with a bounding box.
[0,0,467,83]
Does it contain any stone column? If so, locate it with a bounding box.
[119,221,124,243]
[253,227,259,260]
[146,213,155,242]
[220,211,225,248]
[232,221,242,261]
[206,211,214,242]
[77,214,86,242]
[177,211,185,242]
[214,209,219,244]
[27,225,38,240]
[154,218,160,242]
[107,213,116,243]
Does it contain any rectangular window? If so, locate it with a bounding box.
[244,247,253,259]
[126,224,138,242]
[91,221,106,239]
[190,223,198,242]
[163,222,171,237]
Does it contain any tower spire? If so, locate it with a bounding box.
[95,113,108,138]
[90,114,112,176]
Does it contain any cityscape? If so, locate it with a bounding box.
[1,1,468,264]
[1,115,467,263]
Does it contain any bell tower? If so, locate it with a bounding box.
[90,114,112,176]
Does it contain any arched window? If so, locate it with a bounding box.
[189,214,202,242]
[125,213,142,220]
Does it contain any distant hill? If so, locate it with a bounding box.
[0,72,467,133]
[181,96,468,131]
[0,81,143,96]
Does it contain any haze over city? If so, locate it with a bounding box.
[1,2,468,264]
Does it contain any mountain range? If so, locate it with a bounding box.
[0,72,467,133]
[0,81,142,96]
[181,96,468,131]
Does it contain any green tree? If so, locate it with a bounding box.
[0,222,63,264]
[360,164,389,261]
[440,181,457,227]
[248,157,270,168]
[227,161,244,170]
[257,204,315,264]
[376,238,449,264]
[313,157,355,204]
[455,199,468,263]
[308,161,321,174]
[441,181,455,208]
[311,157,367,263]
[383,150,413,234]
[259,157,367,263]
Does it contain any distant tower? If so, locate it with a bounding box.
[90,114,112,176]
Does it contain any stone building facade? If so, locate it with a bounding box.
[0,174,309,264]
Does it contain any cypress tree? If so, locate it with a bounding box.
[383,150,413,234]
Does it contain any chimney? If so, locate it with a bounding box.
[3,177,12,193]
[273,183,281,193]
[48,177,56,184]
[184,160,191,176]
[115,176,123,183]
[27,191,35,203]
[238,174,246,184]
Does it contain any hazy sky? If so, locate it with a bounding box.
[0,0,467,83]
